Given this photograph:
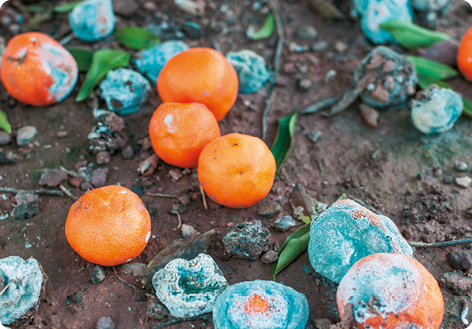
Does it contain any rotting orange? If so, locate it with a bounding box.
[198,133,276,209]
[157,47,238,121]
[337,253,444,329]
[65,185,151,266]
[458,26,472,81]
[149,102,221,168]
[0,32,78,106]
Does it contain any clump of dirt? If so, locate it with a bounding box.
[403,185,455,224]
[88,112,128,154]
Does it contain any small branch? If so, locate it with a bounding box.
[172,211,182,231]
[262,0,284,143]
[0,187,64,196]
[59,32,75,46]
[207,33,222,53]
[199,184,208,210]
[153,314,211,329]
[148,193,178,199]
[112,267,154,297]
[60,185,77,200]
[409,238,472,248]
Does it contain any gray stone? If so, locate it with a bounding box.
[152,254,228,318]
[96,151,111,165]
[226,50,271,94]
[99,68,151,115]
[334,41,348,53]
[69,0,116,42]
[456,176,472,188]
[213,280,309,329]
[134,41,189,83]
[67,290,84,304]
[294,26,318,40]
[444,176,453,184]
[411,85,463,135]
[181,224,197,238]
[411,0,450,26]
[223,220,271,260]
[316,202,328,213]
[91,168,109,187]
[261,250,279,264]
[121,145,134,159]
[447,251,472,270]
[297,79,312,92]
[0,256,45,325]
[113,0,138,16]
[306,131,322,143]
[121,263,147,277]
[92,265,105,284]
[147,298,170,319]
[169,169,183,181]
[13,192,39,220]
[178,196,191,206]
[182,21,203,39]
[312,41,328,52]
[0,131,11,145]
[38,169,68,187]
[258,202,282,218]
[17,126,37,146]
[273,215,298,232]
[96,316,115,329]
[81,182,93,191]
[439,272,472,295]
[455,161,469,172]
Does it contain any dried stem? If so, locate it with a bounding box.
[59,185,77,200]
[199,184,208,210]
[0,187,64,196]
[262,0,284,143]
[172,211,182,231]
[409,238,472,248]
[153,314,212,329]
[112,267,154,297]
[148,193,178,199]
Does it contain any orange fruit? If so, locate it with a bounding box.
[149,102,221,168]
[157,48,238,121]
[198,133,276,208]
[458,26,472,81]
[1,32,78,106]
[337,253,444,329]
[65,185,151,266]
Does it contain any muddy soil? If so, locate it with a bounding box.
[1,0,472,328]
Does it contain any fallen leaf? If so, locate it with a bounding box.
[271,109,297,171]
[114,27,160,50]
[271,224,310,280]
[307,0,345,19]
[76,49,130,102]
[301,97,338,114]
[67,47,93,72]
[54,0,84,13]
[247,14,275,40]
[289,184,317,224]
[25,4,53,31]
[138,154,159,176]
[0,109,12,134]
[408,55,457,80]
[379,20,450,50]
[143,229,216,289]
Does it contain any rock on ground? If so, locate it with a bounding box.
[96,316,115,329]
[17,126,37,146]
[258,202,282,218]
[92,265,106,284]
[273,215,298,232]
[90,168,109,187]
[447,251,472,270]
[38,169,68,187]
[223,220,271,260]
[439,272,472,295]
[13,192,39,220]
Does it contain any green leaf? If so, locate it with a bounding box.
[462,97,472,118]
[0,109,11,134]
[271,224,311,280]
[67,47,93,72]
[379,20,450,50]
[25,4,51,13]
[54,1,84,13]
[247,14,275,40]
[76,49,130,102]
[271,109,297,171]
[114,27,160,50]
[408,56,457,80]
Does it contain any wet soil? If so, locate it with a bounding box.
[1,0,472,328]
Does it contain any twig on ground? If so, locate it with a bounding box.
[207,33,222,53]
[153,314,212,329]
[199,184,208,210]
[112,267,154,297]
[59,32,75,45]
[172,211,182,231]
[0,187,64,196]
[408,238,472,248]
[59,185,77,200]
[262,0,284,143]
[148,193,178,199]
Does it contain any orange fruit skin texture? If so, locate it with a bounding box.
[337,253,444,329]
[0,32,78,106]
[198,133,276,209]
[157,48,239,121]
[458,26,472,81]
[149,102,221,168]
[65,185,152,266]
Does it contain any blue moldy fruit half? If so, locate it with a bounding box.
[213,280,309,329]
[226,50,271,94]
[411,85,463,135]
[69,0,116,42]
[308,198,413,283]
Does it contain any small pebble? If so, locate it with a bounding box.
[96,316,115,329]
[273,215,298,232]
[316,202,328,213]
[181,21,203,39]
[0,131,12,145]
[444,176,453,184]
[81,182,93,191]
[96,151,111,165]
[433,168,443,177]
[92,265,106,284]
[261,250,279,264]
[181,224,198,238]
[91,168,109,187]
[447,251,472,270]
[121,145,134,159]
[56,131,68,138]
[147,298,170,319]
[169,169,183,181]
[178,196,191,206]
[121,263,147,277]
[12,191,39,220]
[294,25,318,40]
[334,41,348,53]
[416,173,422,180]
[258,202,282,218]
[312,41,328,52]
[67,291,84,304]
[38,169,68,187]
[297,79,312,92]
[456,176,472,188]
[113,0,138,16]
[306,131,322,143]
[143,1,158,11]
[359,103,379,128]
[455,161,469,172]
[17,126,37,146]
[283,62,296,74]
[69,177,83,188]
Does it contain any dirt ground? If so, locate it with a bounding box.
[1,0,472,328]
